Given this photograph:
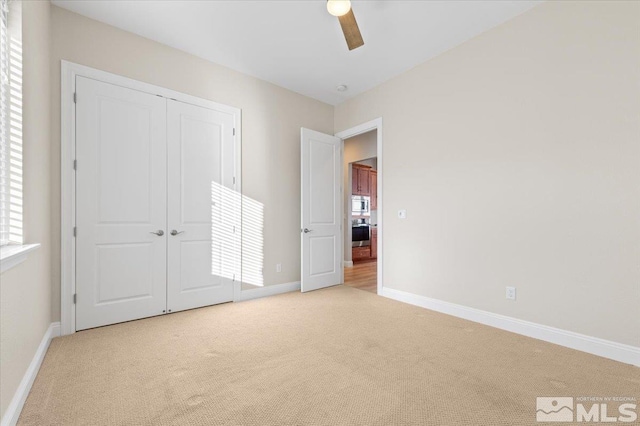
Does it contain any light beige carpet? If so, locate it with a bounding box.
[19,286,639,425]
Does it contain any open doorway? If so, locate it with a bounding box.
[343,130,378,293]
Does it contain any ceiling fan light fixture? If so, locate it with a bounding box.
[327,0,351,17]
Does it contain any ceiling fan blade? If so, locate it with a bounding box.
[338,9,364,51]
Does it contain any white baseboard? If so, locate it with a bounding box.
[1,322,60,426]
[344,260,354,268]
[381,287,640,367]
[235,281,301,302]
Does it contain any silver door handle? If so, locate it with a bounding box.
[303,228,312,233]
[170,230,184,236]
[150,230,164,236]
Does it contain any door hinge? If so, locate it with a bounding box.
[73,92,77,104]
[233,177,236,185]
[232,274,236,282]
[73,227,77,237]
[73,159,77,170]
[73,293,77,304]
[233,128,236,136]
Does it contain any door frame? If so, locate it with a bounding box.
[335,118,383,295]
[60,61,242,335]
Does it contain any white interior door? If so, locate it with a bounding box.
[301,128,342,292]
[166,100,237,312]
[75,77,168,330]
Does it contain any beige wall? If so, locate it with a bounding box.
[335,1,640,347]
[344,131,377,262]
[344,131,377,165]
[1,0,52,418]
[49,6,334,317]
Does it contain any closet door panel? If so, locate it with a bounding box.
[75,77,168,330]
[167,100,236,312]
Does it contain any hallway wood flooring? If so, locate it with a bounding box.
[344,260,377,293]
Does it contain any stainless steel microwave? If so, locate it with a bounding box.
[351,196,370,217]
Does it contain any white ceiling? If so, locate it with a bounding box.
[52,0,540,105]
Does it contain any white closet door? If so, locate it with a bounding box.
[166,100,237,312]
[75,77,168,331]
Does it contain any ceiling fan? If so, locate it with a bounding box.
[326,0,364,51]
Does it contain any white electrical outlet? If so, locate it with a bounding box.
[398,209,407,219]
[276,263,282,273]
[506,286,516,301]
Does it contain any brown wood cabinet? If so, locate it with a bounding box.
[370,227,378,259]
[352,246,371,261]
[352,164,371,196]
[370,170,378,210]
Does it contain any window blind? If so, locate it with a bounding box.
[0,0,10,245]
[0,0,22,246]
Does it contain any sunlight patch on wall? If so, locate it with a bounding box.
[211,181,264,287]
[240,192,264,287]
